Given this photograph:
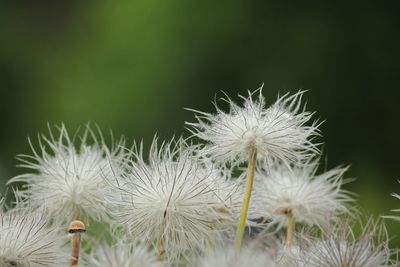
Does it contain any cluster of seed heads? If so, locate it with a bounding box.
[0,88,398,267]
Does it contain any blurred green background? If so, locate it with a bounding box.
[1,1,399,246]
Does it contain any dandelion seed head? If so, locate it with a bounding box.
[252,159,352,228]
[111,138,238,263]
[9,124,127,224]
[187,89,320,165]
[299,218,392,267]
[0,210,67,267]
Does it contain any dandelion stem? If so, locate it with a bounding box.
[69,210,84,267]
[286,210,295,246]
[73,210,80,220]
[235,148,257,251]
[70,235,81,267]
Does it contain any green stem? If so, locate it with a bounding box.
[235,148,257,251]
[286,210,295,246]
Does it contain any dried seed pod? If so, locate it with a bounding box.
[68,220,86,235]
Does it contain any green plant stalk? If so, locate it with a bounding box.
[235,148,257,251]
[286,210,295,246]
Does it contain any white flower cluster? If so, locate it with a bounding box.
[0,88,397,266]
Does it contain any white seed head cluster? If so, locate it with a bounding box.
[110,138,239,262]
[1,89,397,267]
[0,210,67,267]
[86,241,163,267]
[8,124,126,223]
[187,89,320,165]
[252,159,352,228]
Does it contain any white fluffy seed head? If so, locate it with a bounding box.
[298,218,392,267]
[0,210,68,266]
[252,158,353,228]
[8,124,127,224]
[195,246,279,267]
[186,89,320,166]
[86,241,164,267]
[110,138,239,263]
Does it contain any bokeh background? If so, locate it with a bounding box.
[1,1,399,246]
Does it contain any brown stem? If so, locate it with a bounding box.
[70,235,81,267]
[73,209,80,220]
[69,210,83,267]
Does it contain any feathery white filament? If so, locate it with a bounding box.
[383,180,400,222]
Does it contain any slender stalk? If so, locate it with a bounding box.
[286,210,295,246]
[156,238,165,260]
[69,210,84,267]
[73,210,80,220]
[235,148,257,251]
[156,214,167,260]
[70,235,81,267]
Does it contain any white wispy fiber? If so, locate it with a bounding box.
[110,138,239,262]
[298,218,392,267]
[86,241,164,267]
[195,246,280,267]
[8,124,127,224]
[186,89,320,165]
[252,159,352,228]
[0,210,67,266]
[276,244,304,267]
[199,159,244,219]
[383,180,400,222]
